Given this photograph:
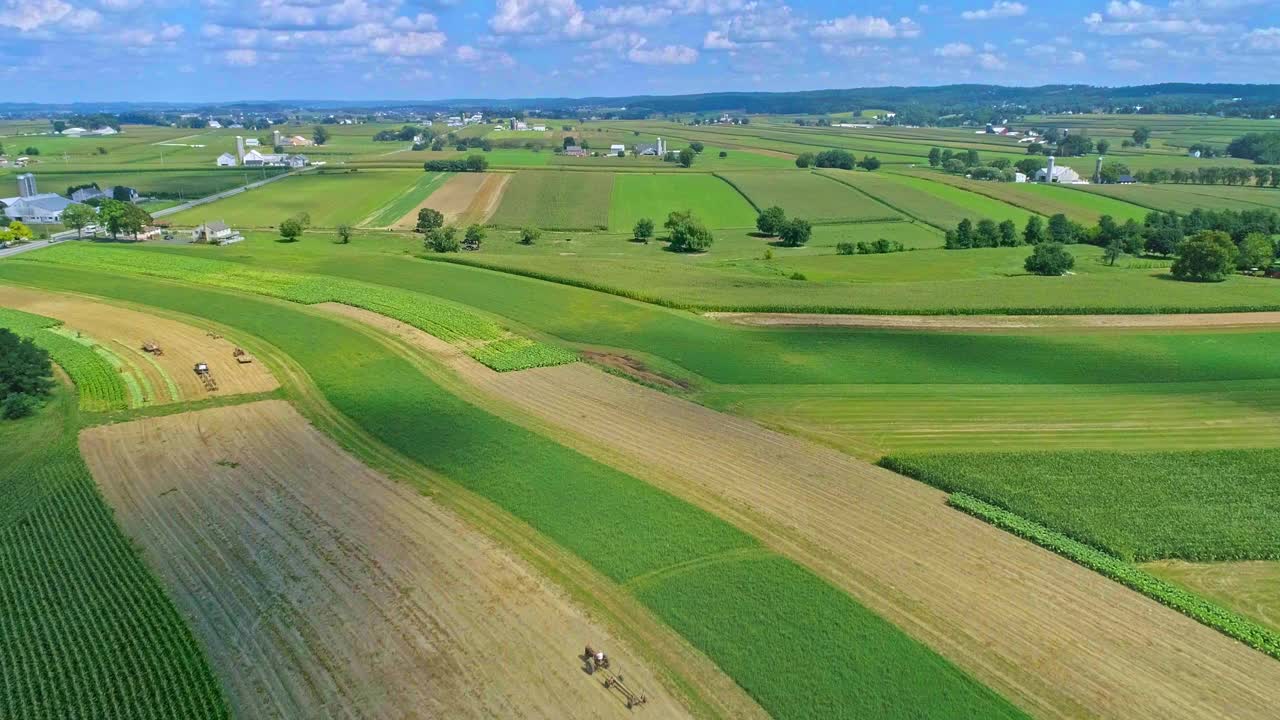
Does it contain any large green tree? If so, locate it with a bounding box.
[60,203,96,238]
[1171,231,1237,282]
[1024,242,1075,276]
[756,206,786,236]
[0,329,53,419]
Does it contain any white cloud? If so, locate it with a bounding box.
[1065,49,1086,63]
[977,51,1006,68]
[593,4,671,27]
[224,48,259,65]
[490,0,593,38]
[934,42,974,57]
[812,15,921,40]
[1104,0,1156,20]
[663,0,748,15]
[0,0,71,31]
[702,30,737,49]
[627,40,698,64]
[370,31,447,56]
[1108,56,1146,70]
[818,43,887,58]
[455,44,516,67]
[1084,2,1228,35]
[711,3,802,45]
[62,7,102,31]
[961,1,1027,20]
[390,13,440,31]
[1239,27,1280,52]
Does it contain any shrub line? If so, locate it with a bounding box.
[947,492,1280,662]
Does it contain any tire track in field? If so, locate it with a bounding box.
[323,304,1280,720]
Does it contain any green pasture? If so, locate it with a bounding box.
[718,171,901,223]
[608,174,757,230]
[0,261,1028,720]
[904,171,1150,223]
[361,171,450,227]
[7,167,286,200]
[1072,183,1280,214]
[817,169,989,229]
[489,170,614,230]
[165,169,424,228]
[875,173,1037,227]
[882,449,1280,562]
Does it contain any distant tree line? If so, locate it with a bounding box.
[795,149,880,171]
[423,155,489,172]
[1130,166,1280,187]
[1226,132,1280,165]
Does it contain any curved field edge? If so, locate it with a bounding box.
[0,361,229,718]
[0,262,1031,720]
[412,254,1280,316]
[18,243,576,372]
[945,493,1280,662]
[0,307,130,412]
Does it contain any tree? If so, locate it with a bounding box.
[778,218,812,247]
[1024,242,1075,276]
[1099,161,1131,184]
[563,136,576,149]
[1047,213,1075,243]
[975,219,999,247]
[60,203,95,238]
[1104,236,1124,266]
[942,158,966,174]
[1132,127,1152,145]
[953,218,974,249]
[1171,231,1237,282]
[465,154,489,172]
[335,224,353,244]
[1096,139,1111,155]
[1236,232,1275,270]
[795,152,815,168]
[119,204,152,239]
[718,150,728,158]
[1143,226,1180,257]
[677,148,695,168]
[0,328,53,419]
[313,125,330,146]
[857,155,881,171]
[928,147,942,167]
[416,208,444,233]
[815,149,856,170]
[690,141,705,153]
[97,199,128,239]
[52,120,66,133]
[464,224,486,249]
[294,211,311,228]
[666,213,714,253]
[964,149,981,167]
[1022,216,1046,245]
[1057,134,1094,157]
[426,226,460,252]
[1025,142,1045,155]
[756,206,787,236]
[998,219,1018,247]
[633,217,655,243]
[278,217,304,242]
[519,226,541,245]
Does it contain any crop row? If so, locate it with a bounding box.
[948,492,1280,661]
[0,435,228,718]
[26,244,575,372]
[466,336,579,372]
[0,310,130,413]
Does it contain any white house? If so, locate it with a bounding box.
[1034,156,1085,184]
[244,138,261,147]
[216,152,237,167]
[191,220,238,244]
[609,143,626,156]
[1014,172,1028,183]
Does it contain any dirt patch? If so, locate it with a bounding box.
[80,400,691,720]
[0,285,278,402]
[393,173,511,230]
[706,310,1280,331]
[582,351,691,391]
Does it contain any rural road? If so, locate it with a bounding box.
[0,166,310,260]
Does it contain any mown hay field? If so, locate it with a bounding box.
[166,169,425,228]
[3,260,1033,720]
[361,171,451,227]
[489,170,615,230]
[718,171,901,223]
[608,174,758,231]
[882,449,1280,561]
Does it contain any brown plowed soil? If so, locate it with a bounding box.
[394,172,511,230]
[80,400,691,720]
[322,304,1280,720]
[707,310,1280,330]
[0,285,278,402]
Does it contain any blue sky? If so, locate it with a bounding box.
[3,0,1279,103]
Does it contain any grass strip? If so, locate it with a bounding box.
[948,492,1280,661]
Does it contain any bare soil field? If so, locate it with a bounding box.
[1147,560,1280,633]
[80,400,691,720]
[394,172,511,229]
[707,310,1280,330]
[0,285,277,402]
[322,304,1280,720]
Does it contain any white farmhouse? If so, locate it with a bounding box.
[216,153,237,167]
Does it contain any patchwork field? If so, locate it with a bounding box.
[907,171,1151,223]
[361,170,450,227]
[489,170,615,230]
[393,171,511,229]
[718,171,902,223]
[1073,183,1280,214]
[608,173,758,231]
[81,400,690,719]
[166,169,425,228]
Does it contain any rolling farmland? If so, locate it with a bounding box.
[608,173,758,230]
[489,170,615,230]
[718,170,902,223]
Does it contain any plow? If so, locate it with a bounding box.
[582,645,647,710]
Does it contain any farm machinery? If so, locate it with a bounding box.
[232,347,255,364]
[193,362,218,392]
[141,340,164,356]
[582,645,647,710]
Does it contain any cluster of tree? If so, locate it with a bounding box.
[423,155,489,173]
[96,200,152,240]
[278,212,311,242]
[755,206,813,246]
[1129,166,1280,187]
[59,114,121,131]
[424,224,486,253]
[837,238,906,255]
[373,125,429,142]
[945,218,1023,249]
[1226,132,1280,165]
[0,220,33,244]
[795,149,880,171]
[1169,230,1278,281]
[665,210,714,252]
[1024,243,1075,276]
[312,125,329,146]
[0,329,53,420]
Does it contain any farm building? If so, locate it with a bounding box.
[564,145,588,157]
[70,186,139,203]
[635,138,668,156]
[1035,157,1085,184]
[610,144,626,156]
[191,221,239,244]
[1,173,73,224]
[217,153,237,167]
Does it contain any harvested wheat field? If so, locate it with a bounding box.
[322,305,1280,720]
[80,400,690,720]
[707,310,1280,330]
[0,285,277,402]
[394,172,510,229]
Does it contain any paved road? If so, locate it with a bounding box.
[0,165,310,260]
